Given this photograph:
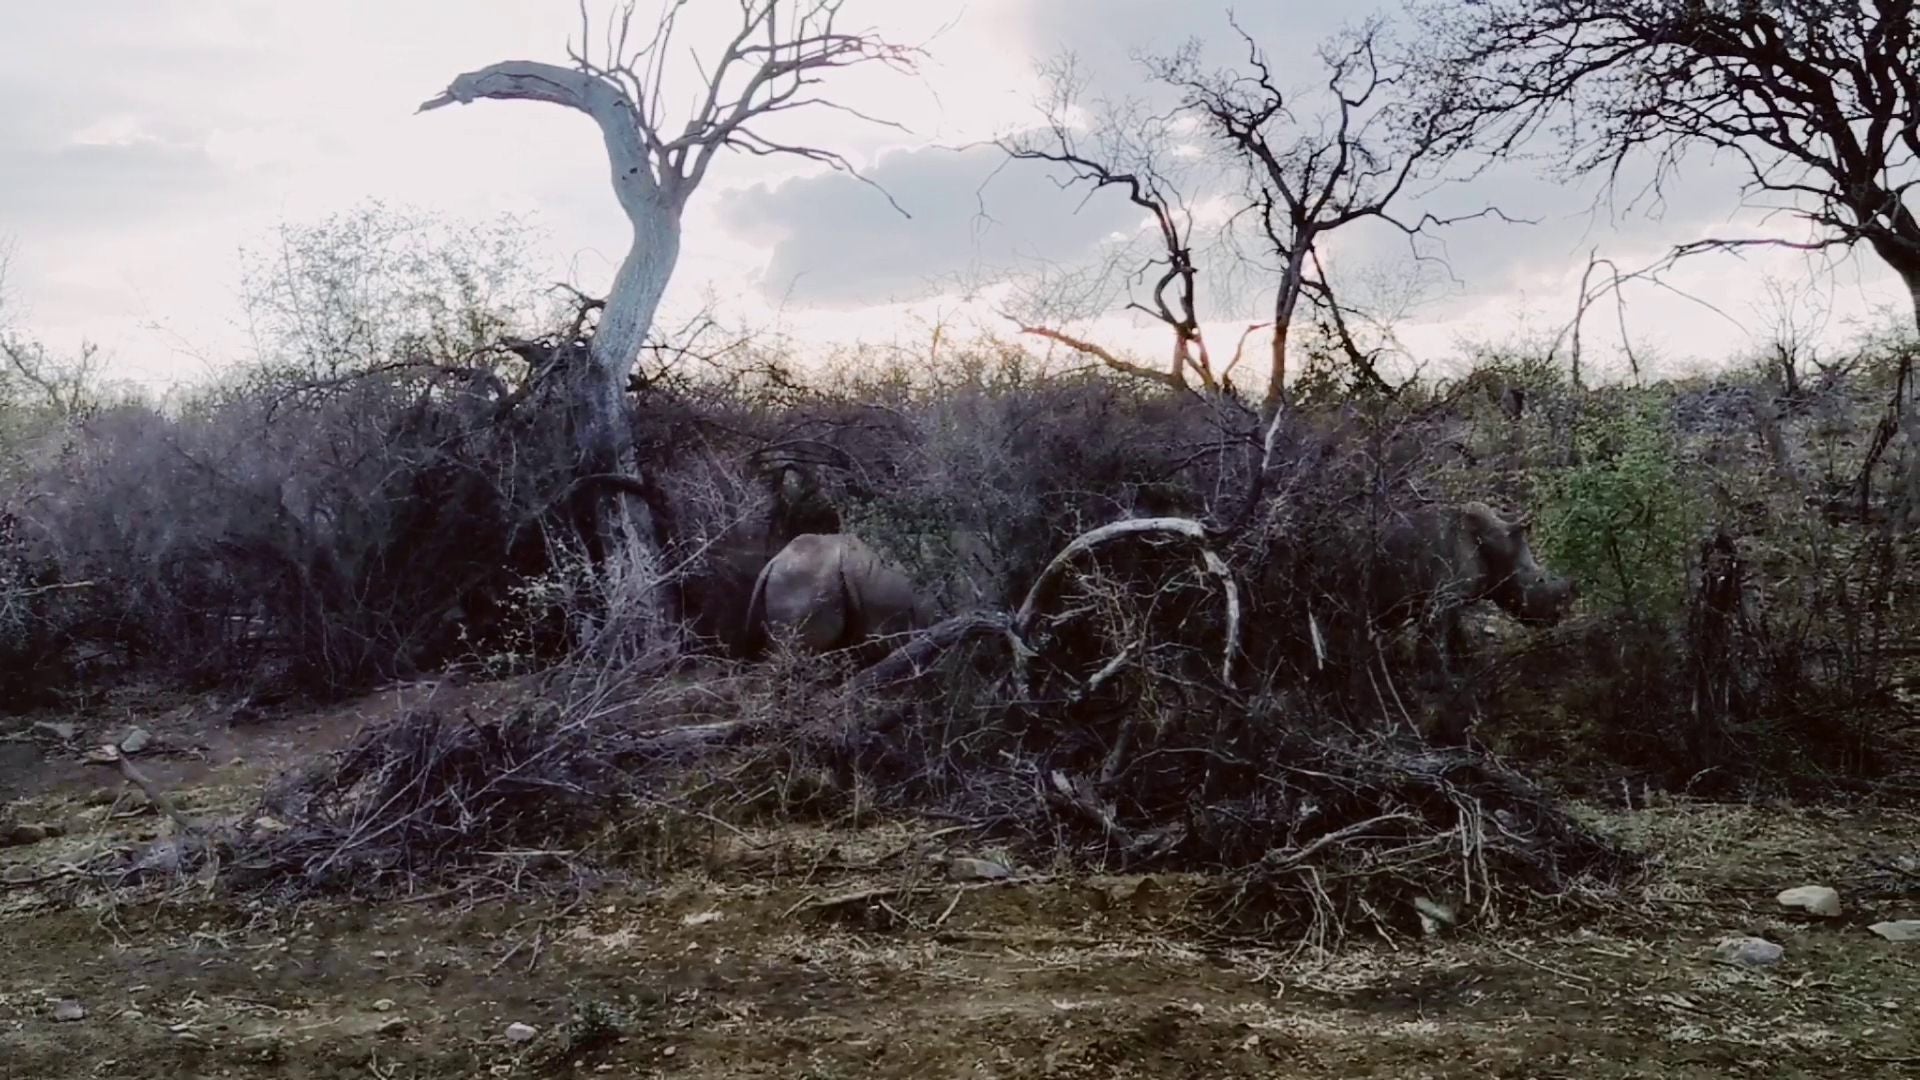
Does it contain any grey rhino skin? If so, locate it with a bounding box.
[1368,500,1576,671]
[684,461,841,656]
[744,533,936,657]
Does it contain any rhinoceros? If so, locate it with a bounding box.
[679,458,843,657]
[743,533,936,658]
[1367,500,1577,671]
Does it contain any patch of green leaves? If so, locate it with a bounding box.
[1536,391,1701,622]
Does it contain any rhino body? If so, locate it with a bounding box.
[1372,501,1574,627]
[681,462,841,656]
[744,533,935,658]
[1363,500,1576,677]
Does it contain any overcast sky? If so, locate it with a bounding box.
[0,0,1909,392]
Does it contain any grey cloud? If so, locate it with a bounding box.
[1307,148,1777,313]
[716,143,1148,307]
[0,134,231,239]
[1013,1,1368,79]
[0,6,268,244]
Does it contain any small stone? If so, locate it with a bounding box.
[1869,920,1920,943]
[2,823,51,848]
[1776,885,1842,918]
[119,728,153,755]
[947,856,1012,882]
[505,1021,538,1043]
[1714,936,1784,967]
[33,721,77,742]
[50,999,86,1022]
[371,998,396,1013]
[252,816,288,834]
[376,1017,407,1036]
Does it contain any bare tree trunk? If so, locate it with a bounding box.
[1907,271,1920,347]
[579,204,682,567]
[1265,318,1292,416]
[1857,266,1920,519]
[422,62,686,625]
[1262,252,1310,417]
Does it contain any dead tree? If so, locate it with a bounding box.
[1426,0,1920,490]
[996,55,1230,393]
[419,0,914,618]
[1151,16,1497,417]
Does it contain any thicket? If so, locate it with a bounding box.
[3,217,1916,786]
[7,207,1920,940]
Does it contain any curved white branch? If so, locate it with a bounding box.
[421,61,666,215]
[1012,516,1241,688]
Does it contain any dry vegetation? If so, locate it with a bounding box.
[5,0,1920,1072]
[4,243,1918,1070]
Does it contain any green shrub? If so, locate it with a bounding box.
[1535,392,1701,622]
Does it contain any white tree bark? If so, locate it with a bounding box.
[422,61,684,629]
[421,61,685,406]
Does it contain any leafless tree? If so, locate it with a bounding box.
[996,56,1234,393]
[1425,0,1920,484]
[1151,16,1496,416]
[419,0,915,617]
[1753,272,1835,399]
[1428,0,1920,330]
[995,19,1491,416]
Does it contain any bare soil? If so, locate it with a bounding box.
[4,684,1919,1079]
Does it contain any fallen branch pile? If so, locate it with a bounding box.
[829,692,1637,943]
[211,507,1638,943]
[225,677,765,898]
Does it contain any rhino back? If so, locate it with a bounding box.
[838,535,923,638]
[1373,505,1474,613]
[761,534,849,648]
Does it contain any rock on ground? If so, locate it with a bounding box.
[1776,885,1843,918]
[946,856,1013,882]
[1714,936,1785,967]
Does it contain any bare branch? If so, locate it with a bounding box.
[1006,320,1185,390]
[1012,516,1240,688]
[997,54,1216,392]
[1143,15,1500,416]
[1422,0,1920,334]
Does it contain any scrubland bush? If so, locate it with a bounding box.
[3,205,1916,810]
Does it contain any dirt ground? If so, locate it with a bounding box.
[4,682,1920,1079]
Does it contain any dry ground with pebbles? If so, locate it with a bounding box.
[3,682,1919,1079]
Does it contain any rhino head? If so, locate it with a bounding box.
[1460,502,1577,627]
